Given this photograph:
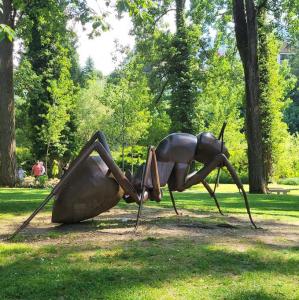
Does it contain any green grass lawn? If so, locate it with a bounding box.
[0,185,298,300]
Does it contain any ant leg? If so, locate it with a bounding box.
[202,180,224,215]
[134,147,153,232]
[182,154,257,229]
[182,155,224,189]
[66,131,111,175]
[222,157,258,229]
[168,188,179,215]
[150,148,162,201]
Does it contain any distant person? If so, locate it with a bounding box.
[62,163,69,175]
[40,161,46,175]
[17,167,26,184]
[32,161,42,178]
[52,159,59,178]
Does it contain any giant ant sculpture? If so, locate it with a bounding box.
[9,123,257,239]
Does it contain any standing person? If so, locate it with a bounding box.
[17,167,26,185]
[40,161,46,175]
[32,161,42,179]
[62,163,69,175]
[52,159,59,178]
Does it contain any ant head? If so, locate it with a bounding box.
[195,132,230,164]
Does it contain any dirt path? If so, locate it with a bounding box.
[1,207,298,251]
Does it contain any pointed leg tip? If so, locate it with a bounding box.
[133,226,141,235]
[253,224,262,230]
[4,234,15,241]
[250,222,260,229]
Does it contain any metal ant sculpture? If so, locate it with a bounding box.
[9,123,257,239]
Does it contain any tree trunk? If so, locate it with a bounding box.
[0,0,17,187]
[233,0,266,193]
[45,142,50,176]
[258,7,272,186]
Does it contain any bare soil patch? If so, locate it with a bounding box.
[2,206,299,251]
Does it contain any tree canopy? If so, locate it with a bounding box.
[0,0,298,190]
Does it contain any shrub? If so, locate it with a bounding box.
[16,147,34,171]
[205,170,248,185]
[272,134,299,179]
[277,177,299,185]
[45,178,60,188]
[37,175,48,188]
[20,175,57,188]
[22,176,36,188]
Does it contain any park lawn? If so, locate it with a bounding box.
[0,185,298,300]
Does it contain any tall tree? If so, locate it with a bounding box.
[22,1,77,165]
[0,0,16,186]
[169,0,196,133]
[0,0,106,185]
[80,56,103,86]
[118,0,197,133]
[233,0,298,191]
[103,57,151,162]
[232,0,266,193]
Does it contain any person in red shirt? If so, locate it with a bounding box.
[32,161,42,178]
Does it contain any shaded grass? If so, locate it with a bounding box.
[0,238,298,299]
[0,186,299,299]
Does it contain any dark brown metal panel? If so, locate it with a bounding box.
[156,161,175,186]
[168,162,190,192]
[156,133,198,163]
[143,161,175,188]
[195,132,230,164]
[52,156,123,223]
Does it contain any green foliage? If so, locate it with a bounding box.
[195,43,246,174]
[14,59,41,149]
[273,134,299,179]
[11,0,299,185]
[258,30,297,180]
[75,78,111,147]
[284,45,299,133]
[79,56,103,86]
[0,24,15,41]
[145,107,171,145]
[113,145,147,172]
[16,147,33,171]
[41,56,75,158]
[16,1,81,167]
[168,0,197,133]
[103,57,152,149]
[205,169,249,184]
[37,175,48,187]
